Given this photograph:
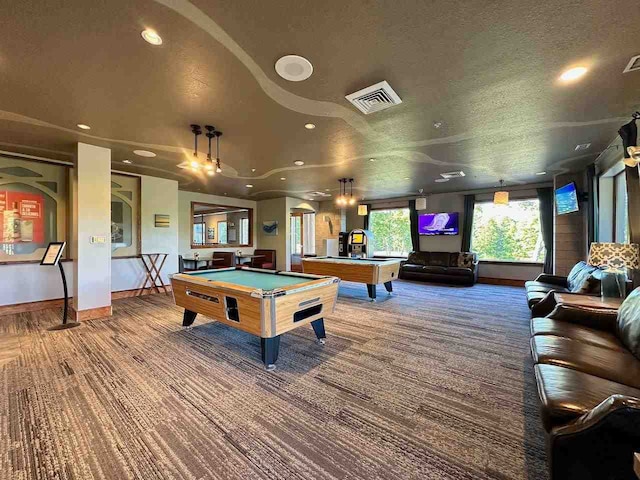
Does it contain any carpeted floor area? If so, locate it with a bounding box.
[0,280,547,480]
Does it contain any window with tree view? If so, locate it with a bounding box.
[369,208,412,256]
[471,199,545,262]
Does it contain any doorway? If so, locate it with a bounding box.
[290,211,315,272]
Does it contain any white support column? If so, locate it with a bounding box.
[73,143,112,320]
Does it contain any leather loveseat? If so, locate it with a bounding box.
[399,251,478,285]
[525,261,603,316]
[530,288,640,479]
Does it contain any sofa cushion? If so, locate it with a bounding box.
[530,318,624,351]
[616,288,640,360]
[428,252,450,267]
[530,335,640,389]
[534,363,640,431]
[445,267,474,277]
[525,281,567,292]
[423,265,448,274]
[527,290,549,308]
[406,251,429,266]
[402,263,426,273]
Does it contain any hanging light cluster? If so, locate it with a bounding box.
[336,178,356,206]
[190,124,223,175]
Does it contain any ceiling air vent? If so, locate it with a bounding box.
[440,171,466,179]
[345,81,402,115]
[623,55,640,73]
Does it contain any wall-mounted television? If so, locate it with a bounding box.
[418,212,459,236]
[555,182,580,215]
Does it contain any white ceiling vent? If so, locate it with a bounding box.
[623,55,640,73]
[345,81,402,115]
[440,171,466,179]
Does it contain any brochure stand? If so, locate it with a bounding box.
[42,242,80,331]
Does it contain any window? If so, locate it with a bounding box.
[369,208,412,256]
[111,174,140,257]
[0,157,68,263]
[217,221,228,244]
[193,222,205,244]
[614,171,629,243]
[471,199,545,262]
[240,218,249,245]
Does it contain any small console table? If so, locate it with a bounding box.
[139,253,169,295]
[554,292,623,311]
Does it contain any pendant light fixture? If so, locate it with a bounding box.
[348,178,356,205]
[205,125,216,175]
[335,178,356,207]
[190,124,202,170]
[493,179,509,205]
[215,131,223,173]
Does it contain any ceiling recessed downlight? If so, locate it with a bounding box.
[133,150,156,158]
[434,178,450,183]
[275,55,313,82]
[122,160,132,164]
[369,158,375,162]
[294,160,305,166]
[536,171,547,175]
[76,123,91,130]
[141,29,162,46]
[559,66,588,82]
[280,177,286,180]
[304,123,316,130]
[246,184,254,188]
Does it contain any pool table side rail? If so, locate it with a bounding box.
[302,258,401,285]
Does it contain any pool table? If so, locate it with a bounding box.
[301,256,402,301]
[170,267,340,370]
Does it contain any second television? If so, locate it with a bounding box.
[418,212,459,236]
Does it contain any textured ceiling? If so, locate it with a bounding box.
[0,0,638,201]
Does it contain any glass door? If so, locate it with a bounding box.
[290,213,303,271]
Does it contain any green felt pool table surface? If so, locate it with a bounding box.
[186,269,313,290]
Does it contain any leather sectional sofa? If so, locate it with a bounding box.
[525,261,603,316]
[399,251,478,285]
[530,288,640,479]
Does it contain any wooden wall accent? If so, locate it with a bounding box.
[554,172,587,276]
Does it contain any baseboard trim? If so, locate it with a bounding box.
[0,287,172,317]
[478,277,525,287]
[72,305,113,321]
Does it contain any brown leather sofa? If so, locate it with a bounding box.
[530,288,640,479]
[525,261,603,316]
[211,251,236,268]
[251,249,276,269]
[399,251,478,285]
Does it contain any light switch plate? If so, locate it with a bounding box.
[90,236,107,244]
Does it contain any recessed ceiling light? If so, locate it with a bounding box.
[141,29,162,46]
[246,184,254,188]
[275,55,313,82]
[433,122,443,129]
[369,158,375,162]
[280,177,286,180]
[133,150,156,157]
[76,123,91,130]
[536,171,547,175]
[294,160,305,166]
[304,123,316,130]
[122,160,132,164]
[559,66,588,82]
[434,178,450,183]
[251,168,256,172]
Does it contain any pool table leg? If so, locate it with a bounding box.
[182,309,198,327]
[311,318,326,345]
[261,336,281,371]
[384,281,393,295]
[366,284,377,301]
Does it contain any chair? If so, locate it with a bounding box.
[178,255,185,273]
[212,251,236,268]
[251,249,276,270]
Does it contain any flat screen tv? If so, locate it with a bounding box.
[418,212,459,236]
[555,182,580,215]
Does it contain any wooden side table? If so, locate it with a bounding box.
[139,253,169,295]
[554,292,623,311]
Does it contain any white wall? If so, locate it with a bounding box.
[256,197,287,270]
[0,261,75,306]
[178,191,257,256]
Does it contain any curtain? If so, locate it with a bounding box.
[363,204,372,230]
[460,194,475,252]
[408,199,419,252]
[537,187,554,273]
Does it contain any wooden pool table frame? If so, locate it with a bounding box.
[301,256,402,301]
[170,267,339,370]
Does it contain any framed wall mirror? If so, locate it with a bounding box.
[190,202,253,248]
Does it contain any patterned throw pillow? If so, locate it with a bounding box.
[458,252,476,269]
[567,261,595,291]
[407,251,428,266]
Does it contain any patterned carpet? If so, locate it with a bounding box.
[0,280,547,480]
